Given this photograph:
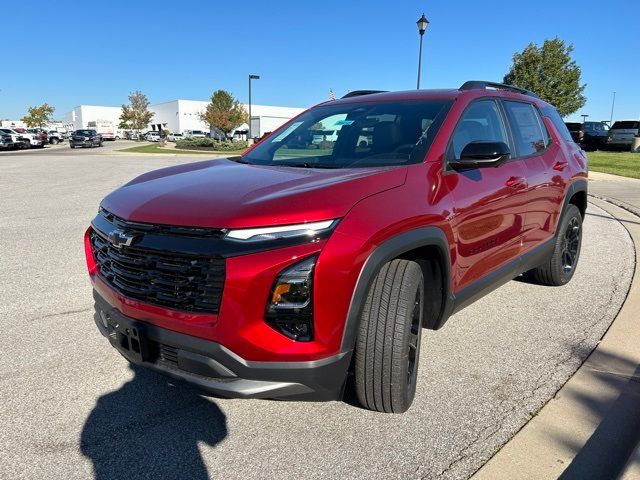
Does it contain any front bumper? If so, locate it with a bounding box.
[93,290,350,401]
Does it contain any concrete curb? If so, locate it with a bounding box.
[471,199,640,480]
[588,193,640,218]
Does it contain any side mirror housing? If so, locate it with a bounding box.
[450,141,511,170]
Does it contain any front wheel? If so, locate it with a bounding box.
[354,259,424,413]
[531,204,583,286]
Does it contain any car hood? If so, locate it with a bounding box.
[101,158,408,228]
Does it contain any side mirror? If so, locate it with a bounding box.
[450,141,511,170]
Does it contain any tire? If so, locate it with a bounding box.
[70,144,75,149]
[99,141,103,147]
[531,204,583,286]
[354,259,424,413]
[50,138,59,145]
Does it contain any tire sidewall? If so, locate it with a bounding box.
[552,204,583,285]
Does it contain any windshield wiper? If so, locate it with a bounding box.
[283,162,340,169]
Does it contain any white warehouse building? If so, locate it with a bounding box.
[64,100,305,138]
[64,105,122,132]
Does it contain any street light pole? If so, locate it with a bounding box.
[609,91,616,126]
[416,13,429,89]
[581,114,589,123]
[248,74,260,140]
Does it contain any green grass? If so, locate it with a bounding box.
[588,151,640,179]
[118,144,245,155]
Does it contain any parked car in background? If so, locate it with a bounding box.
[183,130,206,139]
[0,132,15,150]
[12,128,44,148]
[47,131,64,144]
[0,128,27,149]
[70,129,103,148]
[27,128,49,145]
[86,81,588,413]
[565,121,609,150]
[167,133,183,142]
[144,131,161,142]
[607,120,639,150]
[206,128,226,140]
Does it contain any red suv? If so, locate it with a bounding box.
[85,81,587,413]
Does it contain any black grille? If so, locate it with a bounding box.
[90,226,225,314]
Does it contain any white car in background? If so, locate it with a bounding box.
[0,128,43,148]
[145,131,161,142]
[167,133,183,142]
[183,130,206,139]
[13,128,44,148]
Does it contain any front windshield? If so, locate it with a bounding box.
[75,130,93,136]
[243,99,452,168]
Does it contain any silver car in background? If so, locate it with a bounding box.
[607,120,639,150]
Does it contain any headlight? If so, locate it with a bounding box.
[265,255,317,341]
[226,219,338,242]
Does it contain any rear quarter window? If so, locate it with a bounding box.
[543,106,574,143]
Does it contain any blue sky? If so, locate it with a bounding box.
[2,0,639,122]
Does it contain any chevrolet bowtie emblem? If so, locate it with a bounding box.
[108,229,138,248]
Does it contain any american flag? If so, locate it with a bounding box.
[329,89,335,101]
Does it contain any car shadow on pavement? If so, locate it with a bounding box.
[554,348,640,479]
[80,364,227,480]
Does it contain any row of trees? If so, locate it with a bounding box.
[19,89,249,136]
[118,89,248,137]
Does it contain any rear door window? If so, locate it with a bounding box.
[504,101,546,156]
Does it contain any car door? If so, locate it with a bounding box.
[443,99,528,292]
[501,100,564,252]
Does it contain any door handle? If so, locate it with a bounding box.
[506,176,528,189]
[553,161,568,171]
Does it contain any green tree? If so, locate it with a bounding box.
[198,90,248,137]
[21,103,55,128]
[503,38,586,117]
[119,91,154,136]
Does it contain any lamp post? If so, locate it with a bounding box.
[581,114,589,123]
[416,13,429,89]
[609,91,616,126]
[248,74,260,140]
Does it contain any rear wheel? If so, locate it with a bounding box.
[354,259,424,413]
[50,138,59,145]
[531,204,583,286]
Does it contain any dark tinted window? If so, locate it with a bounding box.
[543,107,574,143]
[565,122,581,132]
[584,122,607,133]
[611,121,639,130]
[244,100,452,168]
[450,100,508,158]
[503,101,546,156]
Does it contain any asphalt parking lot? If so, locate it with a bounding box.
[0,149,634,480]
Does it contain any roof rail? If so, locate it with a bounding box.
[341,90,388,99]
[459,81,539,99]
